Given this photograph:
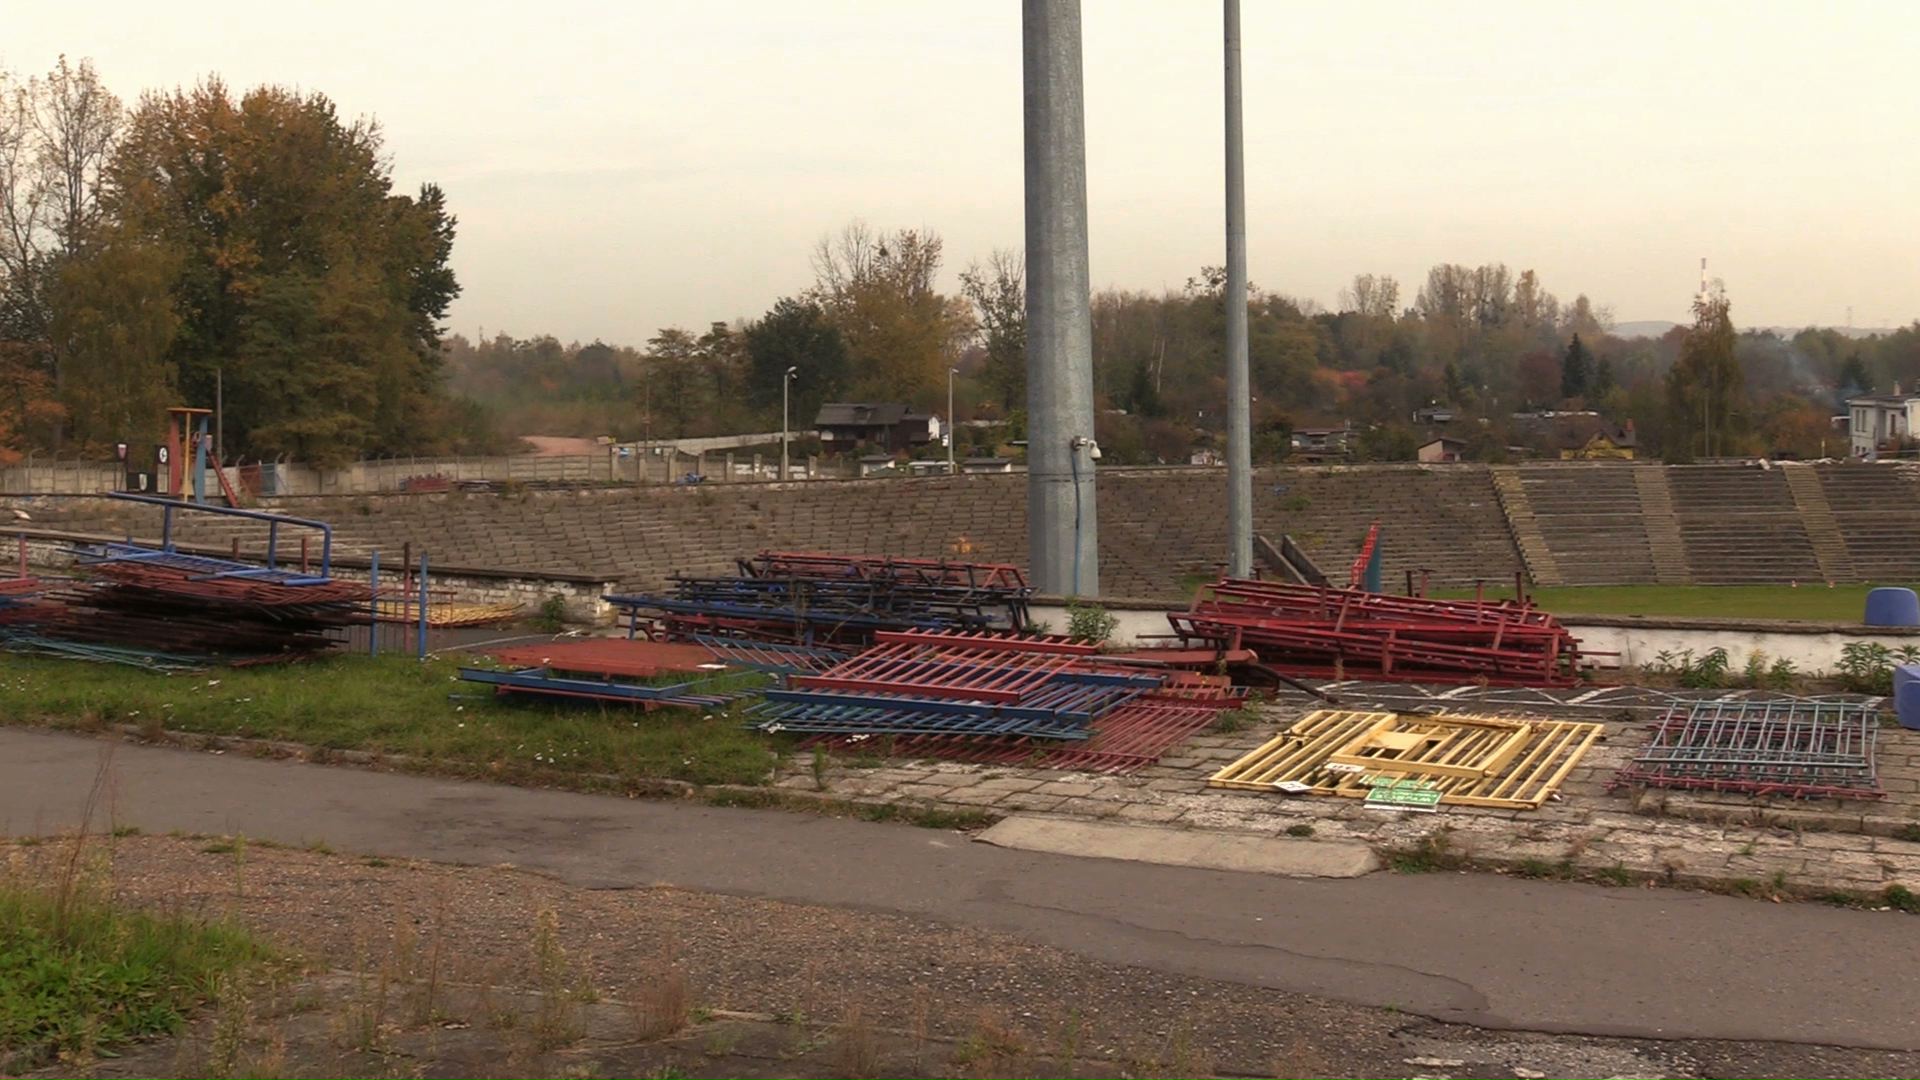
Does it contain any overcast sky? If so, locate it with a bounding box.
[10,1,1915,344]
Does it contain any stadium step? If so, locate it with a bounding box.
[1632,466,1692,585]
[1785,464,1857,584]
[1489,466,1564,587]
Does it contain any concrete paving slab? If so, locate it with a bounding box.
[976,816,1380,878]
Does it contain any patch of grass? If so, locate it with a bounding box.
[1283,823,1315,838]
[109,824,142,839]
[0,876,267,1065]
[1893,823,1920,844]
[1209,708,1256,734]
[832,1004,879,1078]
[528,910,591,1051]
[1065,602,1118,645]
[1430,582,1901,622]
[1885,884,1919,914]
[631,962,689,1041]
[0,654,779,789]
[1593,864,1635,887]
[894,805,996,831]
[534,594,569,633]
[1387,830,1464,874]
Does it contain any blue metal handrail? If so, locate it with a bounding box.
[108,492,334,579]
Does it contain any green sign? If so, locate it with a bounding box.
[1363,776,1443,812]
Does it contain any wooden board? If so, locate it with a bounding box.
[1209,709,1604,810]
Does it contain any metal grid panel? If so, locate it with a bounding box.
[1610,700,1883,800]
[693,635,848,674]
[790,637,1085,703]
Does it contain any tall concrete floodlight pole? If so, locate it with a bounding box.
[1223,0,1253,579]
[1024,0,1099,597]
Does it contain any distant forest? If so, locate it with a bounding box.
[449,235,1918,465]
[4,58,1916,467]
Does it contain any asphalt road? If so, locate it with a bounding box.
[2,728,1912,1051]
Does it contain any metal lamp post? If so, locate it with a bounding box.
[947,366,959,474]
[781,366,798,482]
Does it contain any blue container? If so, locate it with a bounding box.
[1894,667,1920,730]
[1863,587,1920,627]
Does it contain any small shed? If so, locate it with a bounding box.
[1417,436,1467,464]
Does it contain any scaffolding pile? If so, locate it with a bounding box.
[609,551,1033,647]
[6,495,369,665]
[0,573,45,627]
[1609,700,1883,800]
[1169,579,1586,687]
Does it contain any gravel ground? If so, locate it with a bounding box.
[9,834,1919,1079]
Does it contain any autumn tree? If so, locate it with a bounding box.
[1,58,123,373]
[1591,354,1617,400]
[639,328,703,438]
[811,221,971,402]
[1665,288,1741,461]
[48,240,177,449]
[94,79,457,464]
[958,249,1024,413]
[745,297,848,423]
[1560,333,1592,400]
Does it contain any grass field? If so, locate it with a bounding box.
[1429,583,1904,621]
[0,655,780,787]
[1,863,267,1065]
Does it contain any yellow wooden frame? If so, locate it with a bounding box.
[1209,709,1603,810]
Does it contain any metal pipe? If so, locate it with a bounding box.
[417,552,429,659]
[369,550,380,657]
[1023,0,1099,596]
[781,366,797,483]
[1223,0,1253,579]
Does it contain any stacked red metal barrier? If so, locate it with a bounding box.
[6,496,371,665]
[0,574,45,627]
[1169,578,1584,687]
[37,546,372,661]
[763,629,1244,773]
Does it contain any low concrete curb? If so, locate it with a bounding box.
[975,816,1380,878]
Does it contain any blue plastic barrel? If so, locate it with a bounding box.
[1863,587,1920,627]
[1894,665,1920,730]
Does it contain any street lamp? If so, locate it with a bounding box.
[947,366,959,475]
[781,366,798,482]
